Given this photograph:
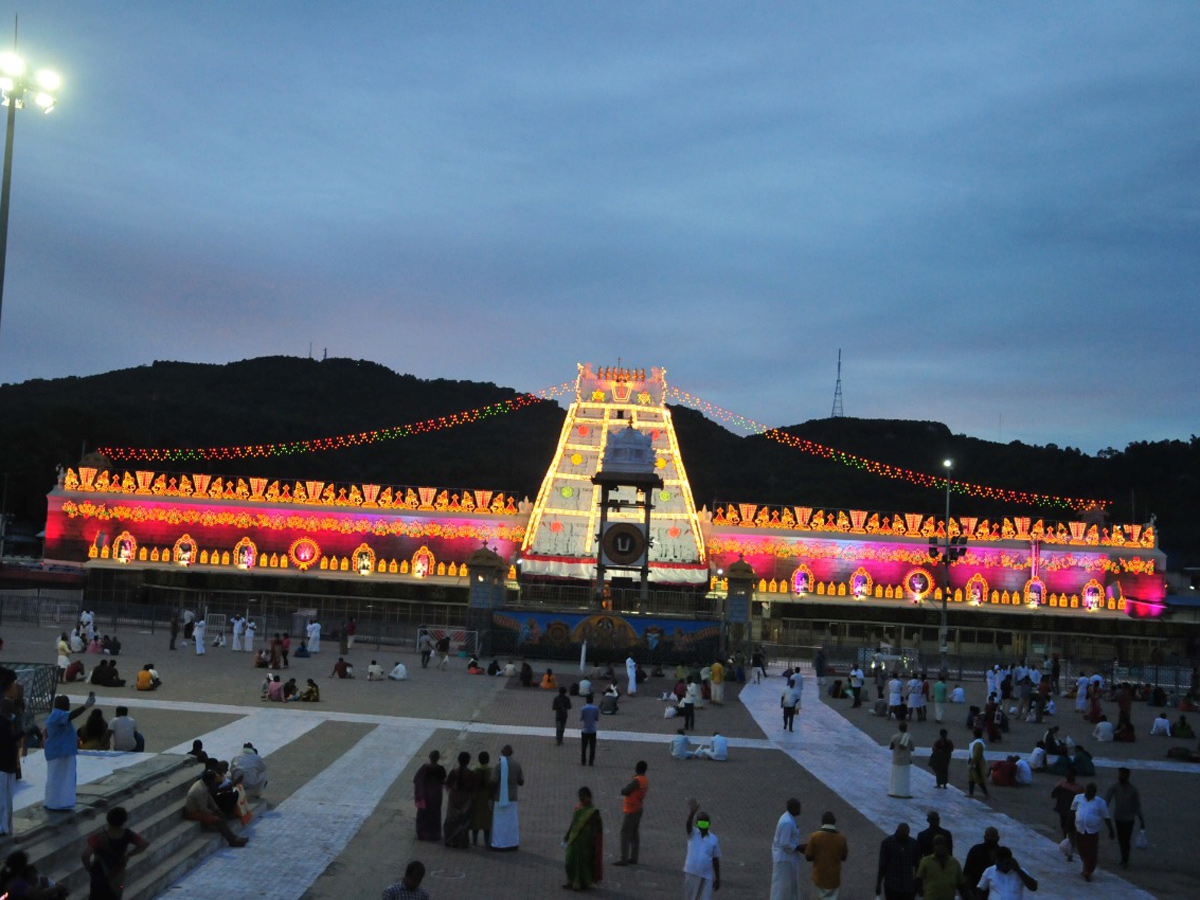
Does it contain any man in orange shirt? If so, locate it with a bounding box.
[804,810,848,899]
[614,760,649,866]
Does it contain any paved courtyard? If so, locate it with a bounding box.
[4,621,1198,899]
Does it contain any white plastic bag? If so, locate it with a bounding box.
[1058,838,1073,859]
[1136,828,1149,849]
[664,706,677,719]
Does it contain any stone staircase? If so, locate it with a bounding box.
[3,754,265,900]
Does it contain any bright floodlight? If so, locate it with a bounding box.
[34,92,55,112]
[35,68,60,91]
[943,459,953,469]
[0,52,24,77]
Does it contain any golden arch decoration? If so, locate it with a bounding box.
[849,566,873,599]
[965,573,989,606]
[1023,577,1046,607]
[113,531,137,564]
[172,534,198,566]
[1081,578,1103,611]
[352,543,376,576]
[412,545,436,578]
[791,564,815,595]
[234,537,257,569]
[902,567,935,600]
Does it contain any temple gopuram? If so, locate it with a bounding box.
[42,363,1171,662]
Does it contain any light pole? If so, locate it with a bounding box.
[929,459,966,679]
[0,44,60,361]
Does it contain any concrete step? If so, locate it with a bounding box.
[3,753,265,900]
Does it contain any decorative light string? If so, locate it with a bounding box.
[666,386,1109,511]
[99,390,564,463]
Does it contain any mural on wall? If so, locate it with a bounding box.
[491,610,719,659]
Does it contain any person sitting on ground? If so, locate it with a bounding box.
[104,663,127,688]
[1029,742,1048,772]
[298,679,320,702]
[129,665,152,692]
[0,849,68,899]
[605,682,621,699]
[989,755,1018,787]
[267,676,285,701]
[388,661,409,681]
[259,675,272,699]
[670,729,696,760]
[230,742,267,798]
[367,660,384,681]
[86,637,103,654]
[519,661,534,687]
[1043,725,1067,756]
[107,636,122,656]
[108,706,144,752]
[1175,715,1195,738]
[293,640,310,659]
[540,668,557,690]
[77,709,111,750]
[330,657,354,679]
[578,677,593,696]
[599,691,619,715]
[487,659,501,676]
[503,660,517,677]
[69,629,85,654]
[467,659,484,675]
[1150,713,1173,736]
[81,806,148,900]
[694,731,729,761]
[187,740,208,764]
[1092,715,1114,742]
[184,770,247,847]
[467,655,480,670]
[63,659,86,683]
[949,684,966,703]
[282,678,299,701]
[254,649,270,668]
[1113,714,1136,742]
[205,760,240,815]
[1013,754,1033,785]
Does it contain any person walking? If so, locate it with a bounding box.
[781,677,800,733]
[615,761,648,867]
[562,786,603,891]
[681,678,698,731]
[626,655,638,697]
[82,806,149,900]
[435,635,451,670]
[710,659,725,705]
[490,745,524,851]
[967,728,989,799]
[552,687,572,746]
[976,846,1037,898]
[888,722,914,799]
[683,799,721,900]
[804,811,848,900]
[752,648,767,683]
[929,729,953,789]
[932,676,948,723]
[962,827,1001,896]
[418,632,434,668]
[1050,767,1084,860]
[1104,767,1144,869]
[849,664,865,708]
[875,822,920,900]
[1071,782,1114,882]
[579,694,599,766]
[914,835,965,900]
[916,811,953,859]
[770,798,804,900]
[888,673,905,720]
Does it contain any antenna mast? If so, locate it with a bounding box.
[830,349,844,418]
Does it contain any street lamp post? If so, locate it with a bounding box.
[0,45,60,361]
[940,459,952,678]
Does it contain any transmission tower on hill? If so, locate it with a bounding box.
[830,349,844,418]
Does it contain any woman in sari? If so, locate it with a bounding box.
[929,728,954,789]
[469,751,493,847]
[414,750,445,842]
[562,786,603,891]
[298,679,320,702]
[443,751,475,848]
[269,635,283,670]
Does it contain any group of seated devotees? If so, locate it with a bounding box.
[670,729,729,761]
[261,675,320,702]
[181,740,270,847]
[136,663,162,691]
[74,706,146,752]
[84,635,122,655]
[365,660,409,680]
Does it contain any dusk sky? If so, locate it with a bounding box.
[1,3,1196,454]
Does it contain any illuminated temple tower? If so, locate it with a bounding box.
[520,364,707,585]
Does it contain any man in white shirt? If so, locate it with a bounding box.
[977,846,1038,898]
[388,661,408,680]
[1093,717,1114,741]
[1013,756,1033,785]
[671,730,697,760]
[626,656,638,697]
[1150,714,1172,736]
[231,615,245,652]
[1071,782,1113,881]
[949,684,966,703]
[684,799,721,899]
[849,665,865,707]
[230,742,268,798]
[366,660,384,680]
[769,798,803,900]
[109,706,143,752]
[694,732,729,761]
[1076,673,1091,712]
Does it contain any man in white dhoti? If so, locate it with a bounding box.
[231,615,245,652]
[44,692,94,810]
[490,744,524,851]
[888,721,914,798]
[308,620,321,653]
[626,656,638,697]
[193,618,207,655]
[770,798,804,900]
[230,742,268,798]
[245,619,257,652]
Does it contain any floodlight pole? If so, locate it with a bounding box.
[939,460,952,680]
[0,93,17,353]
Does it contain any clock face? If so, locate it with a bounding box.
[602,523,647,566]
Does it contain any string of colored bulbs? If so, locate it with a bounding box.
[666,386,1109,511]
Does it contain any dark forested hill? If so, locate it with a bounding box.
[1,356,1196,564]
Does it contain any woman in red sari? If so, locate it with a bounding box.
[413,751,446,841]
